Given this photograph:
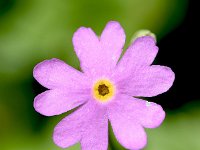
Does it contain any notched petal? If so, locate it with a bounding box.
[33,58,89,89]
[119,65,175,97]
[33,89,88,116]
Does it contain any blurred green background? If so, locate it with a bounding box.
[1,0,200,150]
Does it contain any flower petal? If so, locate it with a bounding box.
[110,122,146,150]
[111,95,165,128]
[53,101,108,149]
[113,36,158,80]
[108,96,147,149]
[53,102,87,148]
[135,99,165,128]
[80,103,108,150]
[72,21,125,76]
[121,36,158,66]
[119,65,175,97]
[34,89,88,116]
[72,27,100,75]
[33,58,89,89]
[100,21,125,69]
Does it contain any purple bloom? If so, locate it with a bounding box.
[33,21,175,150]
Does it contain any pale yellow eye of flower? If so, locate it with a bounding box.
[92,79,115,103]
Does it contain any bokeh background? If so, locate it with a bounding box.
[1,0,200,150]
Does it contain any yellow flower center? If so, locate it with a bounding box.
[93,79,115,103]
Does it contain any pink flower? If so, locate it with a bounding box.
[33,21,175,150]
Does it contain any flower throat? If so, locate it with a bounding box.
[93,79,115,103]
[98,84,109,96]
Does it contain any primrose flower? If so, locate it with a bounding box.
[33,21,175,150]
